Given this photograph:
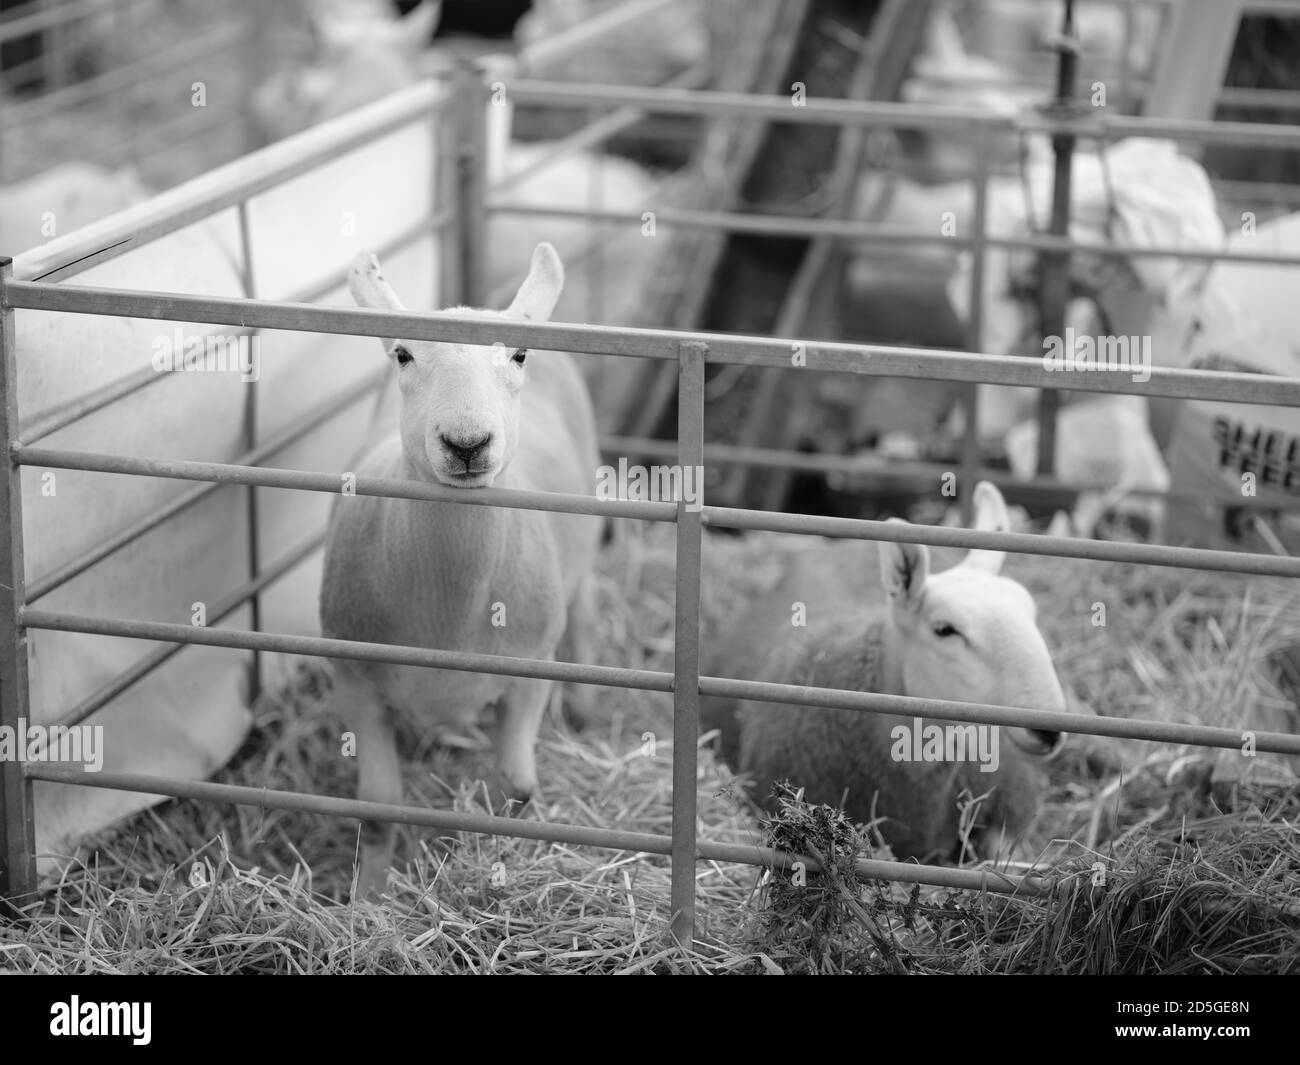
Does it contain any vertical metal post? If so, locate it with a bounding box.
[959,124,991,526]
[236,201,261,706]
[454,57,489,308]
[669,339,706,946]
[435,74,459,308]
[241,0,273,153]
[707,0,724,87]
[109,0,125,165]
[0,257,36,906]
[39,0,56,92]
[1118,0,1135,109]
[1035,0,1078,477]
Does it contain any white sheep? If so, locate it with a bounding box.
[251,0,664,429]
[702,483,1070,862]
[320,242,601,896]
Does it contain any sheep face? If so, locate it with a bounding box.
[348,243,564,489]
[879,482,1065,756]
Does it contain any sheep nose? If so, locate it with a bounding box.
[441,433,492,467]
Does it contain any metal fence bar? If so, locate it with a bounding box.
[1035,6,1080,478]
[513,0,680,75]
[21,764,1051,897]
[487,201,1300,270]
[983,230,1300,267]
[670,341,706,944]
[0,0,148,43]
[599,434,1300,513]
[454,58,489,307]
[0,0,135,41]
[503,79,1300,149]
[19,609,1300,757]
[9,283,1299,406]
[0,22,246,126]
[959,125,991,525]
[21,610,674,695]
[0,258,35,904]
[101,94,247,174]
[15,445,1300,577]
[1218,87,1300,111]
[493,62,711,196]
[698,503,1300,577]
[486,171,679,309]
[700,675,1300,755]
[14,448,676,523]
[236,200,262,706]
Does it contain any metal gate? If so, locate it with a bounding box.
[3,68,1300,947]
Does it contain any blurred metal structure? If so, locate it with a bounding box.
[0,0,270,182]
[2,8,1300,950]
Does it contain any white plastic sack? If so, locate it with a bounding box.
[1162,213,1300,546]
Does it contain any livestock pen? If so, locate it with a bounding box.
[2,57,1300,972]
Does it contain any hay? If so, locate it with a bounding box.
[2,522,1298,973]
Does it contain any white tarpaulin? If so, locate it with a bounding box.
[1161,213,1300,547]
[949,137,1225,371]
[942,138,1232,535]
[14,114,437,873]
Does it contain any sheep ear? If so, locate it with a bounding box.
[390,0,441,49]
[505,243,564,322]
[305,0,348,52]
[348,251,406,355]
[964,480,1008,574]
[879,520,929,607]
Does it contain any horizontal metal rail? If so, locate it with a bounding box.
[0,22,245,126]
[513,0,680,76]
[503,79,1300,149]
[487,201,1300,270]
[21,764,1050,897]
[103,95,247,173]
[19,611,1300,756]
[8,283,1299,406]
[699,502,1300,577]
[12,447,1300,580]
[492,62,712,196]
[21,610,673,695]
[1218,87,1300,112]
[599,434,1300,514]
[485,171,681,308]
[13,447,675,523]
[0,0,151,42]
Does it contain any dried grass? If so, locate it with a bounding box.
[2,522,1298,974]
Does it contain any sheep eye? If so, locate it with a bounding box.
[393,345,413,367]
[512,348,527,366]
[932,621,959,638]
